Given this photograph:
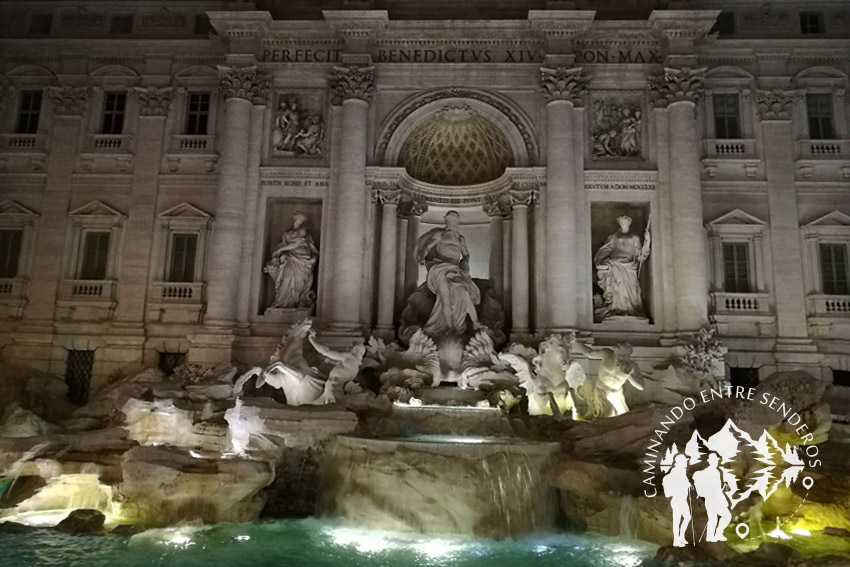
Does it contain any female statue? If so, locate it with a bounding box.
[264,212,318,310]
[593,215,651,319]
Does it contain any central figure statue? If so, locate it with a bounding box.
[415,210,481,337]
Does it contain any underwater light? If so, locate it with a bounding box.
[235,535,250,542]
[767,527,792,540]
[792,528,811,536]
[328,528,392,553]
[413,540,461,559]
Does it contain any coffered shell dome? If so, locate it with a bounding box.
[399,106,515,186]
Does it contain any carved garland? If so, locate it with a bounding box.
[375,87,538,165]
[756,89,795,121]
[48,86,89,115]
[133,86,173,116]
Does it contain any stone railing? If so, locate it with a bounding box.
[0,278,25,298]
[1,133,47,152]
[86,134,134,152]
[170,134,215,153]
[703,138,756,158]
[797,139,849,159]
[58,279,117,301]
[809,294,850,316]
[151,281,205,302]
[711,292,771,315]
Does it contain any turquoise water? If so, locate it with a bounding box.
[2,518,658,567]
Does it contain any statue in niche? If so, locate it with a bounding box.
[264,212,318,310]
[591,99,642,159]
[414,210,481,337]
[272,95,324,156]
[569,335,645,418]
[593,215,651,322]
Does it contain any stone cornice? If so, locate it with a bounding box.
[648,10,721,42]
[207,11,272,43]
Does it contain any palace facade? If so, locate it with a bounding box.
[1,0,848,399]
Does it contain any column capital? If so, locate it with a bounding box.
[218,66,272,105]
[540,66,589,105]
[756,89,796,121]
[648,66,706,108]
[48,85,89,116]
[371,185,401,205]
[398,198,428,217]
[508,187,539,207]
[483,196,512,218]
[330,65,375,104]
[132,86,173,117]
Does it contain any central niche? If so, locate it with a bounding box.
[399,106,514,186]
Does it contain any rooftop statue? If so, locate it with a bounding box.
[593,215,651,322]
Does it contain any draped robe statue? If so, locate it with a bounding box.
[414,210,481,338]
[264,212,318,310]
[593,215,650,321]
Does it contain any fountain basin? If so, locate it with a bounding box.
[318,435,560,539]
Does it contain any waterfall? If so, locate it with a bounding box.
[317,435,559,539]
[618,494,638,539]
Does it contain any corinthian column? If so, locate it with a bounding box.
[509,187,538,337]
[757,90,809,342]
[205,66,270,326]
[540,67,589,332]
[649,66,709,331]
[325,65,374,335]
[373,186,401,335]
[483,196,511,303]
[400,199,428,303]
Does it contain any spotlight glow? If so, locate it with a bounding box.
[767,527,792,540]
[792,528,811,536]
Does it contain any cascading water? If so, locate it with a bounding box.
[316,434,560,539]
[618,494,638,540]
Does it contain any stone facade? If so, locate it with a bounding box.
[0,0,848,392]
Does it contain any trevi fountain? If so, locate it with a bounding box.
[2,1,850,566]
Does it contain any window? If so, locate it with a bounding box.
[834,370,850,388]
[167,234,198,282]
[158,352,185,376]
[66,350,93,404]
[193,14,212,35]
[730,367,759,389]
[0,230,22,279]
[723,242,750,293]
[185,93,210,135]
[101,92,126,134]
[28,14,52,35]
[713,93,740,139]
[800,13,824,34]
[820,243,848,295]
[110,15,134,34]
[16,91,42,134]
[711,11,735,35]
[806,94,834,139]
[78,231,110,280]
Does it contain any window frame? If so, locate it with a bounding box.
[819,242,849,296]
[151,202,212,292]
[0,200,39,295]
[722,241,751,293]
[166,232,199,283]
[712,92,741,140]
[101,91,127,135]
[706,210,769,296]
[805,93,836,140]
[76,230,111,281]
[16,90,43,134]
[800,12,824,35]
[65,201,125,283]
[184,92,211,136]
